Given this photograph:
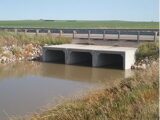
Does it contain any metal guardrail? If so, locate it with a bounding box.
[0,27,159,33]
[0,27,159,42]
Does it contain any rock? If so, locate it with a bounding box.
[0,44,42,64]
[141,64,146,69]
[140,60,144,63]
[152,61,157,65]
[144,57,149,63]
[1,56,7,63]
[27,57,35,61]
[133,65,140,70]
[18,57,22,61]
[131,65,135,69]
[134,64,146,70]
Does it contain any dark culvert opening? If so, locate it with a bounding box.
[45,50,65,64]
[70,52,92,66]
[98,53,123,69]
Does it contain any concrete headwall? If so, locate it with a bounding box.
[42,45,137,69]
[123,50,136,69]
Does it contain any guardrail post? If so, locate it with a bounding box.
[14,29,18,35]
[88,30,91,44]
[24,29,27,34]
[154,31,158,42]
[4,29,8,32]
[88,30,91,40]
[118,31,120,40]
[137,31,140,43]
[103,30,106,40]
[59,30,63,37]
[73,30,76,39]
[36,29,39,36]
[47,29,51,35]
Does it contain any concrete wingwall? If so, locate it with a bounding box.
[43,47,136,69]
[123,50,136,69]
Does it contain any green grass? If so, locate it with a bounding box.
[0,20,158,29]
[136,42,159,60]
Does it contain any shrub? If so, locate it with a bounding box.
[136,42,159,60]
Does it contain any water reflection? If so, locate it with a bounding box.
[0,62,132,119]
[0,61,131,83]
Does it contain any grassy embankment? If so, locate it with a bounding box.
[30,42,159,120]
[0,31,71,47]
[0,20,158,29]
[0,31,71,63]
[135,42,159,61]
[0,31,71,53]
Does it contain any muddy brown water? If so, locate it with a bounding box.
[0,61,132,119]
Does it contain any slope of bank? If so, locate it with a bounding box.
[31,61,158,120]
[30,42,159,120]
[0,32,159,119]
[0,32,71,64]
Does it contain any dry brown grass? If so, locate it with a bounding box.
[0,31,71,47]
[30,61,159,120]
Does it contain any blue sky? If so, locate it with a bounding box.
[0,0,159,21]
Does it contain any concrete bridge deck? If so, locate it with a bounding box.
[43,44,137,70]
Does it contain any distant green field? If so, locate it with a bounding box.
[0,20,158,29]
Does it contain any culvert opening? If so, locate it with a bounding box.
[45,50,65,64]
[69,52,92,66]
[98,53,123,69]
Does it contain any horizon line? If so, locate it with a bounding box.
[0,19,159,22]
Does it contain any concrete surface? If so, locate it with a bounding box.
[43,44,137,69]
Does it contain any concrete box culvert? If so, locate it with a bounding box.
[96,53,123,69]
[67,51,92,66]
[43,44,137,69]
[43,49,65,64]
